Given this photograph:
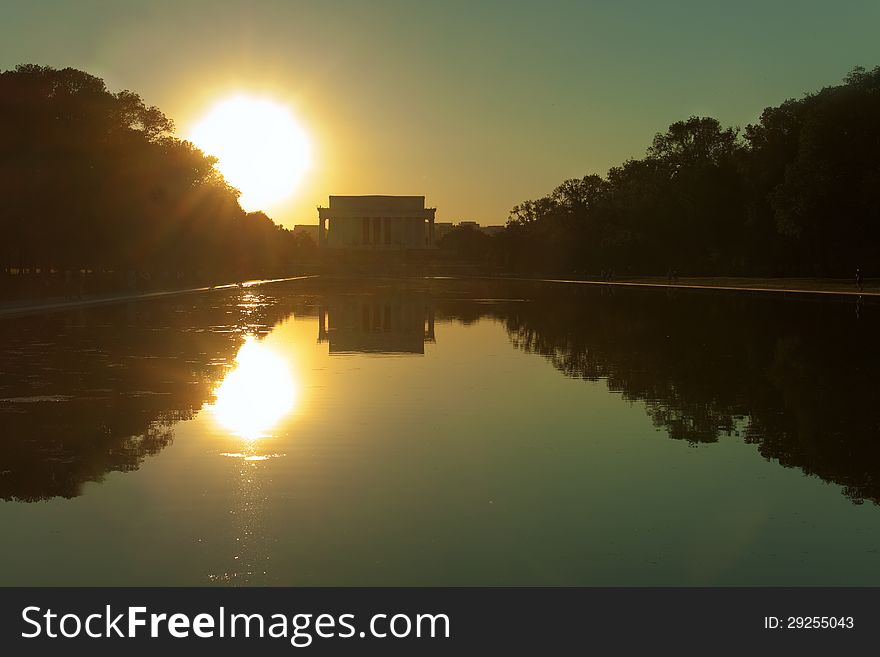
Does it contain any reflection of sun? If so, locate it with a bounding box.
[189,95,311,211]
[210,337,297,439]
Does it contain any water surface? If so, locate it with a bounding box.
[1,278,879,585]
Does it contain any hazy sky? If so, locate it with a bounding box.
[2,1,879,228]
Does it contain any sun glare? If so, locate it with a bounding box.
[189,95,311,212]
[210,337,298,439]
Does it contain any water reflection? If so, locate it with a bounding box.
[317,291,435,354]
[212,438,274,585]
[4,279,880,586]
[2,278,879,514]
[0,290,295,501]
[209,336,297,439]
[440,281,880,506]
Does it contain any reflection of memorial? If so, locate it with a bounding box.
[318,293,435,354]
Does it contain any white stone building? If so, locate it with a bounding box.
[317,196,436,250]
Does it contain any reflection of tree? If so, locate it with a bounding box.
[435,284,880,505]
[0,291,293,501]
[6,278,880,509]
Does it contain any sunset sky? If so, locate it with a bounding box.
[2,0,879,228]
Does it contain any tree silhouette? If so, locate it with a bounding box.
[457,66,880,278]
[0,64,305,291]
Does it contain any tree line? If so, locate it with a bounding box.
[440,66,880,277]
[0,64,313,290]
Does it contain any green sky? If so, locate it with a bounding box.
[2,0,878,228]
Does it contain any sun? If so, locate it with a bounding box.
[189,95,311,212]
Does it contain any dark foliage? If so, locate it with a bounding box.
[452,67,880,277]
[0,65,311,281]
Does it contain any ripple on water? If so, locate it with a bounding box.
[219,452,286,462]
[0,395,73,403]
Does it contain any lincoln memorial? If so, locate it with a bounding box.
[317,195,436,250]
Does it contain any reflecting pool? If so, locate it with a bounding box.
[1,278,880,585]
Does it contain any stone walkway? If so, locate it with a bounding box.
[483,276,878,298]
[0,275,316,319]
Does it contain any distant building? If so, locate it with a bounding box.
[317,196,436,250]
[292,224,319,243]
[437,221,505,240]
[434,222,454,242]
